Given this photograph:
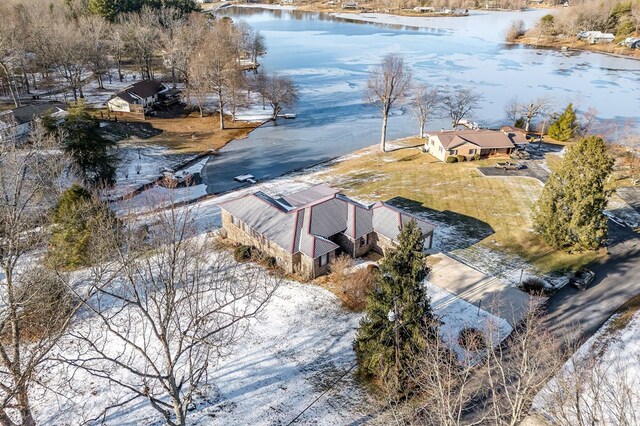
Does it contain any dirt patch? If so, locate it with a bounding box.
[98,104,263,155]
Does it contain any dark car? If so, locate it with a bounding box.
[569,268,595,291]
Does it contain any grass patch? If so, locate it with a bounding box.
[318,145,595,273]
[608,294,640,334]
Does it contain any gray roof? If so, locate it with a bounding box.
[113,81,167,104]
[0,103,67,125]
[219,185,436,259]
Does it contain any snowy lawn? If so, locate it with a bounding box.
[28,243,512,425]
[532,305,640,424]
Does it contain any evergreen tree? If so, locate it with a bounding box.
[548,103,578,142]
[533,136,614,252]
[62,100,118,187]
[87,0,199,21]
[48,184,119,268]
[354,220,439,394]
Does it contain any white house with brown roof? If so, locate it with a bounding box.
[219,185,436,279]
[425,128,527,162]
[107,80,168,114]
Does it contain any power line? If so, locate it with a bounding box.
[286,362,358,425]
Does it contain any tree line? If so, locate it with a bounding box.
[0,0,299,128]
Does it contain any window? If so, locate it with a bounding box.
[449,149,457,155]
[319,253,329,267]
[439,146,443,153]
[359,234,369,247]
[231,216,239,226]
[469,149,476,155]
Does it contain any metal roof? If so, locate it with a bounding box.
[219,185,436,259]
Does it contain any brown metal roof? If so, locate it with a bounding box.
[429,129,519,150]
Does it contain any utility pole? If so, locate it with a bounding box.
[394,297,400,388]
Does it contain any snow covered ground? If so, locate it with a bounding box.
[26,228,512,425]
[532,309,640,424]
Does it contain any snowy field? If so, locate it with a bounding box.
[532,309,640,424]
[27,240,511,425]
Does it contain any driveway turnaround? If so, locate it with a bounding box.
[427,253,538,327]
[477,161,549,183]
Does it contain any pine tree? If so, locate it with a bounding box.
[533,136,614,252]
[548,103,578,142]
[354,220,439,394]
[48,184,119,268]
[62,100,118,187]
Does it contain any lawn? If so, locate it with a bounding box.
[312,140,597,275]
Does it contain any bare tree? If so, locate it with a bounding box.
[441,87,482,129]
[121,7,160,81]
[0,123,74,425]
[0,5,25,107]
[262,74,299,124]
[79,15,111,90]
[538,355,640,426]
[365,53,412,152]
[47,21,90,101]
[408,330,486,426]
[158,7,186,89]
[411,84,440,138]
[483,306,565,426]
[108,23,127,82]
[63,201,279,426]
[505,96,551,132]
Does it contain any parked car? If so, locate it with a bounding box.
[569,268,595,291]
[495,161,524,170]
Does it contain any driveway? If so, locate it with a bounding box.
[617,186,640,213]
[477,161,550,183]
[428,254,537,327]
[544,221,640,344]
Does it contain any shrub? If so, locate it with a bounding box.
[504,19,525,42]
[48,184,119,269]
[339,267,377,311]
[13,268,75,342]
[458,327,487,351]
[330,254,354,278]
[446,156,458,163]
[457,154,466,162]
[233,245,252,262]
[473,153,481,161]
[521,277,546,294]
[264,256,277,268]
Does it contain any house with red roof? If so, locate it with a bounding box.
[218,185,436,279]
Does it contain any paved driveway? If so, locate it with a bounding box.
[477,161,549,183]
[617,186,640,213]
[428,254,537,327]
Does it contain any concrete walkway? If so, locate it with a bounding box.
[428,253,538,327]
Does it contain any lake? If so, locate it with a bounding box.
[200,6,640,194]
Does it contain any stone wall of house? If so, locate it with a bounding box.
[333,233,355,257]
[221,211,295,274]
[312,250,336,278]
[372,233,396,255]
[354,232,376,258]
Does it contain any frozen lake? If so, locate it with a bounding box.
[200,7,640,194]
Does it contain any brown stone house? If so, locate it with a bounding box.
[219,185,436,279]
[425,128,527,162]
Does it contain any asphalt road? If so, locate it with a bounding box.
[544,221,640,344]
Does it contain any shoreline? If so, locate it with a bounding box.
[512,36,640,61]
